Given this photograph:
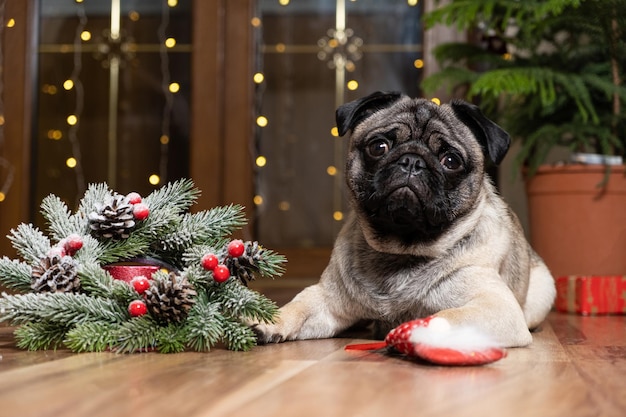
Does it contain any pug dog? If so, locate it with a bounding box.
[253,91,555,349]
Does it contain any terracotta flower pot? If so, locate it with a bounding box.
[526,165,626,277]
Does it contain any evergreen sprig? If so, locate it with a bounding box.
[0,179,285,354]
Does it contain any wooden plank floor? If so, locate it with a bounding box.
[1,304,625,417]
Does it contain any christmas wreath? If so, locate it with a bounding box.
[0,179,285,353]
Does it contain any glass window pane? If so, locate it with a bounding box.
[254,0,423,248]
[34,0,191,225]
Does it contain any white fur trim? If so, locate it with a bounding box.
[409,318,502,351]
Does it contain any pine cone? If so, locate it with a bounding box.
[31,252,80,293]
[87,193,136,239]
[225,241,264,286]
[144,272,197,324]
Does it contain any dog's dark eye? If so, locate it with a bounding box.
[367,140,390,158]
[440,153,463,172]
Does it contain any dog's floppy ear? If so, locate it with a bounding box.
[450,100,511,165]
[336,91,404,136]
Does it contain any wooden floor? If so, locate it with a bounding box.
[0,288,625,417]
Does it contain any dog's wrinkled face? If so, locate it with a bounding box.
[336,92,511,247]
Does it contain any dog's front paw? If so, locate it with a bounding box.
[250,321,289,344]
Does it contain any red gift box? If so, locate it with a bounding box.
[555,275,626,315]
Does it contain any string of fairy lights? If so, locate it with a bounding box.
[42,0,181,201]
[0,0,15,204]
[251,0,425,235]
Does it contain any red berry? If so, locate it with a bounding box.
[133,203,150,221]
[63,234,84,256]
[201,253,219,271]
[127,192,142,204]
[212,264,230,283]
[128,300,148,317]
[131,276,151,294]
[227,240,245,257]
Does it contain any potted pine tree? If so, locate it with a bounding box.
[421,0,626,282]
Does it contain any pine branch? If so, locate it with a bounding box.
[0,257,33,293]
[211,280,278,324]
[77,183,112,217]
[14,321,69,351]
[7,224,51,264]
[158,205,246,251]
[78,263,137,305]
[222,318,257,351]
[94,233,154,265]
[40,194,85,241]
[112,315,161,353]
[73,235,105,265]
[184,294,224,352]
[64,321,118,352]
[256,248,287,279]
[143,178,199,213]
[0,292,127,326]
[157,324,188,353]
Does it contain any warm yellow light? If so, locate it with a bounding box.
[347,80,359,91]
[66,115,78,126]
[149,174,161,185]
[165,38,176,48]
[80,31,91,41]
[169,82,180,93]
[66,157,77,168]
[253,73,265,84]
[408,0,419,6]
[47,130,63,140]
[6,19,15,28]
[345,61,356,72]
[503,53,512,61]
[129,11,140,21]
[278,201,290,211]
[328,39,338,48]
[253,195,264,205]
[75,0,84,3]
[333,211,344,221]
[0,115,5,125]
[256,116,268,127]
[279,0,290,5]
[251,17,261,27]
[255,156,267,167]
[413,59,424,69]
[431,97,441,105]
[0,192,5,202]
[275,43,286,53]
[160,135,169,145]
[42,84,58,95]
[167,0,178,7]
[326,166,337,176]
[63,79,74,90]
[330,127,339,137]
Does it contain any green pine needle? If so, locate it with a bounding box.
[112,316,161,353]
[0,257,33,293]
[184,293,225,351]
[8,224,51,265]
[157,324,188,354]
[14,322,68,351]
[222,318,257,351]
[40,195,85,241]
[211,280,278,324]
[64,321,118,352]
[0,292,127,326]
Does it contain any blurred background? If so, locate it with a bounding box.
[0,0,522,283]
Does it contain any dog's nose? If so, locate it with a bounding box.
[398,154,426,175]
